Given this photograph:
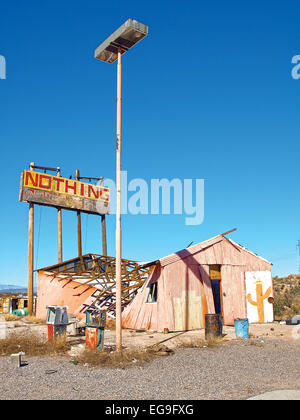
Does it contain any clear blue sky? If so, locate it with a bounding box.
[1,0,300,287]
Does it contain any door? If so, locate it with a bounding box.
[209,265,223,316]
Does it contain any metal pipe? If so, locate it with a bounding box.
[115,49,122,352]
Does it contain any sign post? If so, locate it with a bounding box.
[57,167,63,263]
[27,162,34,315]
[76,169,82,257]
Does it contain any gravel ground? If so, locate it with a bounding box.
[0,337,299,400]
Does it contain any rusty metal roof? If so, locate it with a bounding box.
[143,232,271,268]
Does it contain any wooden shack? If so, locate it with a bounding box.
[122,233,273,331]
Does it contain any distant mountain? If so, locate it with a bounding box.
[0,284,31,294]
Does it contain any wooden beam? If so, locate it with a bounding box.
[27,162,35,315]
[220,228,237,237]
[76,169,82,257]
[100,177,107,257]
[57,167,63,263]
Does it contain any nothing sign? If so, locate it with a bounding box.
[19,169,110,215]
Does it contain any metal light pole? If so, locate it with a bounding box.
[95,19,148,352]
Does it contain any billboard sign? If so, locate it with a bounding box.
[19,170,109,215]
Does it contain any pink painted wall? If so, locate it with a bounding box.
[122,237,272,330]
[123,261,209,332]
[36,271,96,321]
[36,237,272,329]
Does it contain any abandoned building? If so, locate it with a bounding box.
[35,232,274,331]
[0,294,36,315]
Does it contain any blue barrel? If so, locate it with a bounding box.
[234,318,249,339]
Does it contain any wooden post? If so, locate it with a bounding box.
[101,215,107,256]
[28,162,35,315]
[76,169,82,257]
[57,167,63,263]
[115,49,122,352]
[100,179,107,256]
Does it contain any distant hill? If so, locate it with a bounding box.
[0,284,31,294]
[273,275,300,320]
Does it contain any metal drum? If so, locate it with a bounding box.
[205,314,222,340]
[234,318,249,339]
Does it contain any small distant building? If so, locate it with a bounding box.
[122,233,274,331]
[0,294,36,314]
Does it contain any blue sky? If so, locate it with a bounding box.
[1,0,300,286]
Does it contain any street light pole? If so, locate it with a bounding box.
[94,19,148,353]
[115,49,122,352]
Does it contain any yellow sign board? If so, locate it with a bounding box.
[19,170,110,215]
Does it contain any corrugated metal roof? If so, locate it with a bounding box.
[225,238,271,265]
[157,234,272,267]
[159,235,223,267]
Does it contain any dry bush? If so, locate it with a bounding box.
[178,337,206,348]
[25,316,45,324]
[105,318,116,330]
[273,278,300,320]
[74,348,154,368]
[205,334,225,348]
[178,334,224,349]
[4,315,20,322]
[74,344,174,369]
[0,333,71,356]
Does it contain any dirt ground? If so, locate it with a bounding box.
[0,314,298,350]
[0,316,299,400]
[0,315,299,347]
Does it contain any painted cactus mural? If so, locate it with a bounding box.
[245,271,274,323]
[247,280,271,323]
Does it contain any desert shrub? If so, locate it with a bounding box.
[0,333,70,356]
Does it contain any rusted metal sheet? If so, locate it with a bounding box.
[19,170,110,215]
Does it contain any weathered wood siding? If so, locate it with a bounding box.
[122,237,272,330]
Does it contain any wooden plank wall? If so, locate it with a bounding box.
[122,237,272,331]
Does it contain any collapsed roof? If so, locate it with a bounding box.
[38,229,270,317]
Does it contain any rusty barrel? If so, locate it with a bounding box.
[205,314,222,340]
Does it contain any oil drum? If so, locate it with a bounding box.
[205,314,222,340]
